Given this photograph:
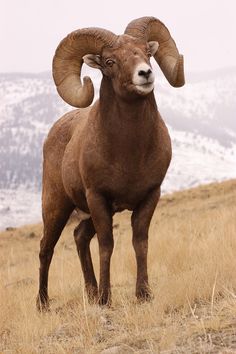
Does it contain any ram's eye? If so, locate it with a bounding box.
[106,59,114,67]
[147,52,152,58]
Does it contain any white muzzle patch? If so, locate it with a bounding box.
[132,63,155,94]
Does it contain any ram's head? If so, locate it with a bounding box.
[53,17,185,107]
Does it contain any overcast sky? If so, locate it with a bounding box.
[1,0,236,73]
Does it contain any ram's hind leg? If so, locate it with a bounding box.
[74,218,98,303]
[37,196,74,312]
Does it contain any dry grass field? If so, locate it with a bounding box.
[1,179,236,353]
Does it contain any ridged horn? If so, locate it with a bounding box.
[125,17,185,87]
[53,28,116,107]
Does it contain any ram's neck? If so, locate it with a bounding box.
[95,77,159,160]
[99,76,158,126]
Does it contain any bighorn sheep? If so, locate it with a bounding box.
[37,16,184,310]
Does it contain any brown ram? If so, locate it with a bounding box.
[37,16,185,310]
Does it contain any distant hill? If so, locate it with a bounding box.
[0,67,235,192]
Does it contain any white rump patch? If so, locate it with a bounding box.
[75,209,91,221]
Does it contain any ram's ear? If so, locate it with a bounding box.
[148,41,159,56]
[83,54,102,69]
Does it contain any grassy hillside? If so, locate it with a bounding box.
[1,180,236,353]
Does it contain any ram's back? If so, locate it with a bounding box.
[42,107,91,193]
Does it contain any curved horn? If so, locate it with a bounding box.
[125,17,185,87]
[53,28,116,107]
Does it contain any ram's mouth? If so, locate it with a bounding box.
[134,81,154,94]
[137,81,154,88]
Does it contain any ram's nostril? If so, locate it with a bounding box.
[138,69,152,78]
[138,70,146,76]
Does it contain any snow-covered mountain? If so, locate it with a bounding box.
[156,67,236,191]
[0,68,235,228]
[158,67,236,147]
[0,73,68,189]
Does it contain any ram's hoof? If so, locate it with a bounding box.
[86,285,99,305]
[36,294,50,313]
[98,290,112,307]
[136,287,153,303]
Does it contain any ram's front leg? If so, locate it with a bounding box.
[131,187,160,302]
[86,190,114,306]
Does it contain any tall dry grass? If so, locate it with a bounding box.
[0,180,236,353]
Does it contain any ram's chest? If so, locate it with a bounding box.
[82,149,169,211]
[108,172,156,211]
[78,115,171,211]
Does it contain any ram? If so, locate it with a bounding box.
[37,16,185,310]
